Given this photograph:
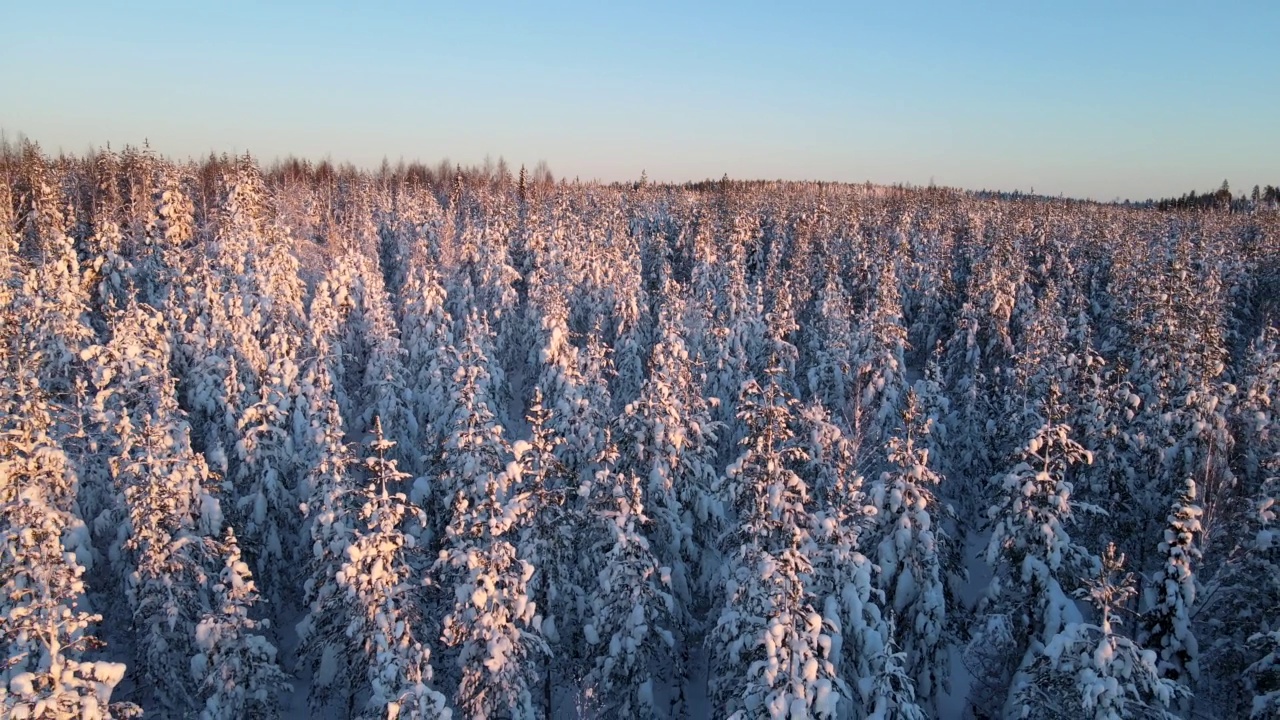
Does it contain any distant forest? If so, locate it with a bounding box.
[1154,180,1280,212]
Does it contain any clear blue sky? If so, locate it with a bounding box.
[3,1,1277,200]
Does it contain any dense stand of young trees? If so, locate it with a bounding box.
[0,142,1278,719]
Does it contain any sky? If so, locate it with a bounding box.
[2,1,1277,200]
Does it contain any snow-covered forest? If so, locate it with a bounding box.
[1,142,1277,720]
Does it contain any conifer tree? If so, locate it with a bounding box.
[1141,476,1202,686]
[192,529,291,720]
[433,319,545,719]
[615,298,722,609]
[1009,544,1186,719]
[869,391,955,713]
[580,454,677,718]
[0,377,137,718]
[709,367,846,719]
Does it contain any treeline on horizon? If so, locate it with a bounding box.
[1153,179,1280,212]
[6,132,1277,208]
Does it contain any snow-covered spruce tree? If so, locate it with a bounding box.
[580,449,678,718]
[1140,476,1202,687]
[1009,543,1186,720]
[1247,623,1280,719]
[296,417,452,719]
[231,381,301,603]
[799,400,925,719]
[457,207,521,369]
[112,408,226,705]
[760,281,801,393]
[305,265,356,422]
[1236,328,1280,494]
[1221,468,1280,715]
[10,162,95,397]
[314,245,418,469]
[293,367,364,714]
[999,282,1071,455]
[83,159,137,328]
[572,330,617,476]
[849,260,910,452]
[397,262,455,452]
[805,263,857,427]
[174,258,268,485]
[354,258,419,474]
[349,420,450,718]
[0,486,137,719]
[83,301,284,715]
[614,294,722,611]
[1205,340,1280,716]
[864,643,927,720]
[425,310,508,536]
[709,366,846,719]
[140,171,196,310]
[1110,236,1233,573]
[868,390,955,714]
[608,272,651,412]
[702,252,764,456]
[531,278,613,487]
[191,528,290,720]
[433,320,545,719]
[210,153,267,281]
[0,178,21,315]
[434,463,545,720]
[940,303,996,506]
[0,378,138,718]
[248,220,309,344]
[908,349,951,482]
[978,384,1098,715]
[512,390,587,709]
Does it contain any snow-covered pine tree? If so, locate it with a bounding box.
[1009,543,1186,720]
[0,374,138,718]
[191,528,290,720]
[979,383,1097,715]
[0,486,137,719]
[346,420,450,718]
[869,390,955,714]
[1140,476,1202,686]
[614,293,722,611]
[433,317,545,719]
[709,366,846,719]
[580,448,677,718]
